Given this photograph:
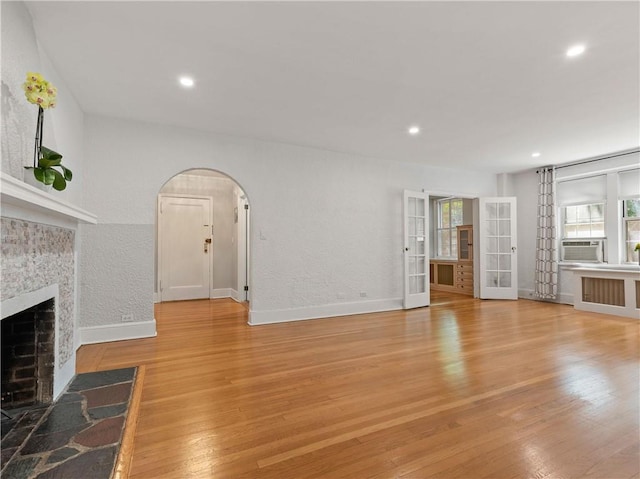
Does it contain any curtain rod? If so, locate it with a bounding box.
[536,149,640,174]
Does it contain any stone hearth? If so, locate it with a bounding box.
[1,367,138,479]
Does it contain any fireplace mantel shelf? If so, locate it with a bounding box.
[0,172,97,224]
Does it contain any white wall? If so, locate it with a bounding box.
[79,114,497,327]
[1,1,84,206]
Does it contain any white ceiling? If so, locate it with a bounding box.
[26,1,640,174]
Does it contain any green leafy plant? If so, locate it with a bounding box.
[22,72,73,191]
[24,146,72,191]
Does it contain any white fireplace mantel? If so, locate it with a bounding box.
[0,172,97,225]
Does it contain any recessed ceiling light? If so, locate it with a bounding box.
[408,126,420,136]
[532,152,541,158]
[566,44,586,58]
[179,76,195,88]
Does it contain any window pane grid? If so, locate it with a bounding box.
[437,198,464,258]
[563,203,606,239]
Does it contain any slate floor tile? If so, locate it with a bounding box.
[46,447,79,464]
[34,402,87,435]
[67,368,135,392]
[88,402,127,420]
[20,424,88,455]
[1,446,18,467]
[83,382,132,409]
[35,446,116,479]
[1,368,136,479]
[1,456,40,479]
[75,416,125,448]
[2,425,33,449]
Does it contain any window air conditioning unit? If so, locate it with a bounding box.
[561,239,605,263]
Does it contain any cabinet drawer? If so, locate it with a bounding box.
[456,263,473,272]
[456,283,474,295]
[456,271,474,280]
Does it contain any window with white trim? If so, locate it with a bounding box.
[436,198,463,258]
[619,168,640,263]
[557,175,607,241]
[555,158,639,264]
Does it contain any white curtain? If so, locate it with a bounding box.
[534,167,558,299]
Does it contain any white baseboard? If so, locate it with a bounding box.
[79,319,157,345]
[248,298,403,325]
[518,288,573,305]
[54,351,76,400]
[211,288,235,299]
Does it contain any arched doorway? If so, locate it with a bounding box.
[156,169,250,304]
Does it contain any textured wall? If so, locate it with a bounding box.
[1,1,85,205]
[79,224,154,327]
[0,218,75,366]
[1,2,42,179]
[80,114,497,327]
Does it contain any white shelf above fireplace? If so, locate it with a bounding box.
[0,172,97,224]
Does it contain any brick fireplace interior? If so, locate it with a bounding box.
[1,298,55,411]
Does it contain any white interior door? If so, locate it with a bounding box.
[403,190,430,309]
[159,195,212,301]
[477,197,518,300]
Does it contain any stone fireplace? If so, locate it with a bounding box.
[1,173,97,400]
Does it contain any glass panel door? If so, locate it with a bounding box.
[478,197,518,300]
[404,190,430,309]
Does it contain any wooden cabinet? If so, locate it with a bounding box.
[431,225,474,296]
[455,262,474,295]
[457,225,473,262]
[455,225,474,295]
[429,260,457,292]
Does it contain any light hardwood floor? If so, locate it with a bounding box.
[77,292,639,478]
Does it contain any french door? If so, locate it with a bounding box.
[477,197,518,300]
[403,190,430,309]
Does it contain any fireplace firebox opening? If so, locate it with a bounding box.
[1,298,55,410]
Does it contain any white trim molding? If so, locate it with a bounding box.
[0,284,74,400]
[55,353,76,399]
[211,288,236,299]
[79,319,157,344]
[518,288,573,305]
[248,298,403,325]
[1,172,97,225]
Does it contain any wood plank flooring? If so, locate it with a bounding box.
[76,292,639,478]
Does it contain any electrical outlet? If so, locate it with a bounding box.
[337,292,346,300]
[360,291,367,298]
[121,313,134,322]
